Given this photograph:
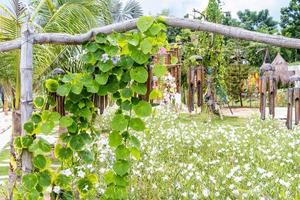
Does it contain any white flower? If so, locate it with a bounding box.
[202,188,210,198]
[53,186,61,194]
[61,169,72,177]
[78,170,85,178]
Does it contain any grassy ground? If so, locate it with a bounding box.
[94,107,300,199]
[1,107,299,199]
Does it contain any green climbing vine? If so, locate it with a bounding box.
[13,16,168,200]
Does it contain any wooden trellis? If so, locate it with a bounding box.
[152,47,182,92]
[0,16,300,178]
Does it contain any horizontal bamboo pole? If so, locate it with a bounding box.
[1,17,300,52]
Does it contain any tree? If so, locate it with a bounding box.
[199,0,227,107]
[237,9,278,33]
[109,0,143,23]
[281,0,300,62]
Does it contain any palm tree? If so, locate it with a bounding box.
[110,0,143,23]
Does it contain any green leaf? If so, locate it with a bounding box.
[21,136,33,148]
[137,16,155,32]
[153,64,167,77]
[69,135,85,151]
[34,97,45,108]
[121,88,133,99]
[57,83,72,96]
[116,175,128,187]
[22,174,38,191]
[33,155,47,170]
[86,43,99,52]
[104,170,116,185]
[149,89,163,100]
[48,112,61,122]
[56,146,73,160]
[95,73,109,85]
[28,139,52,154]
[133,101,152,117]
[129,118,145,131]
[45,79,59,93]
[109,131,123,148]
[24,122,34,134]
[111,114,128,131]
[31,114,42,124]
[77,177,93,194]
[14,137,22,149]
[130,67,148,83]
[129,136,140,148]
[98,60,114,72]
[82,53,96,65]
[59,116,74,128]
[55,174,71,188]
[38,171,52,187]
[115,145,130,160]
[132,83,147,95]
[131,147,141,160]
[131,48,149,64]
[78,107,92,119]
[128,33,140,46]
[96,34,107,44]
[79,150,94,164]
[149,23,162,35]
[171,56,179,64]
[41,121,55,134]
[71,82,83,94]
[140,38,153,54]
[113,160,130,176]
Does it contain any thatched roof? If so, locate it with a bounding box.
[271,53,293,84]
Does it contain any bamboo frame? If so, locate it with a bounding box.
[0,16,299,175]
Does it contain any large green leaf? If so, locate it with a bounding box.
[38,171,52,187]
[57,83,72,96]
[129,118,145,131]
[109,131,123,148]
[137,16,154,32]
[111,114,128,131]
[22,174,38,191]
[140,38,153,54]
[133,101,152,117]
[113,160,130,176]
[130,67,148,83]
[33,155,47,170]
[59,116,74,128]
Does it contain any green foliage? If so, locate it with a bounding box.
[15,16,167,199]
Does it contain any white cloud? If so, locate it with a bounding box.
[136,0,289,20]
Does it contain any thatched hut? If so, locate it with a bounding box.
[271,53,293,84]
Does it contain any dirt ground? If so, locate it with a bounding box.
[222,107,288,120]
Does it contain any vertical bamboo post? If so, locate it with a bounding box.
[188,67,194,113]
[260,76,267,120]
[287,88,294,129]
[20,23,34,174]
[269,76,275,118]
[294,88,300,125]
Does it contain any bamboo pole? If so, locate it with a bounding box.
[287,88,294,130]
[260,76,267,120]
[1,17,300,52]
[20,23,34,174]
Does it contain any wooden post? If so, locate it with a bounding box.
[294,88,300,125]
[287,88,294,129]
[260,76,267,120]
[269,76,275,118]
[196,68,203,107]
[188,67,194,112]
[20,23,34,174]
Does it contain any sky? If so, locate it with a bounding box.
[137,0,290,20]
[1,0,290,20]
